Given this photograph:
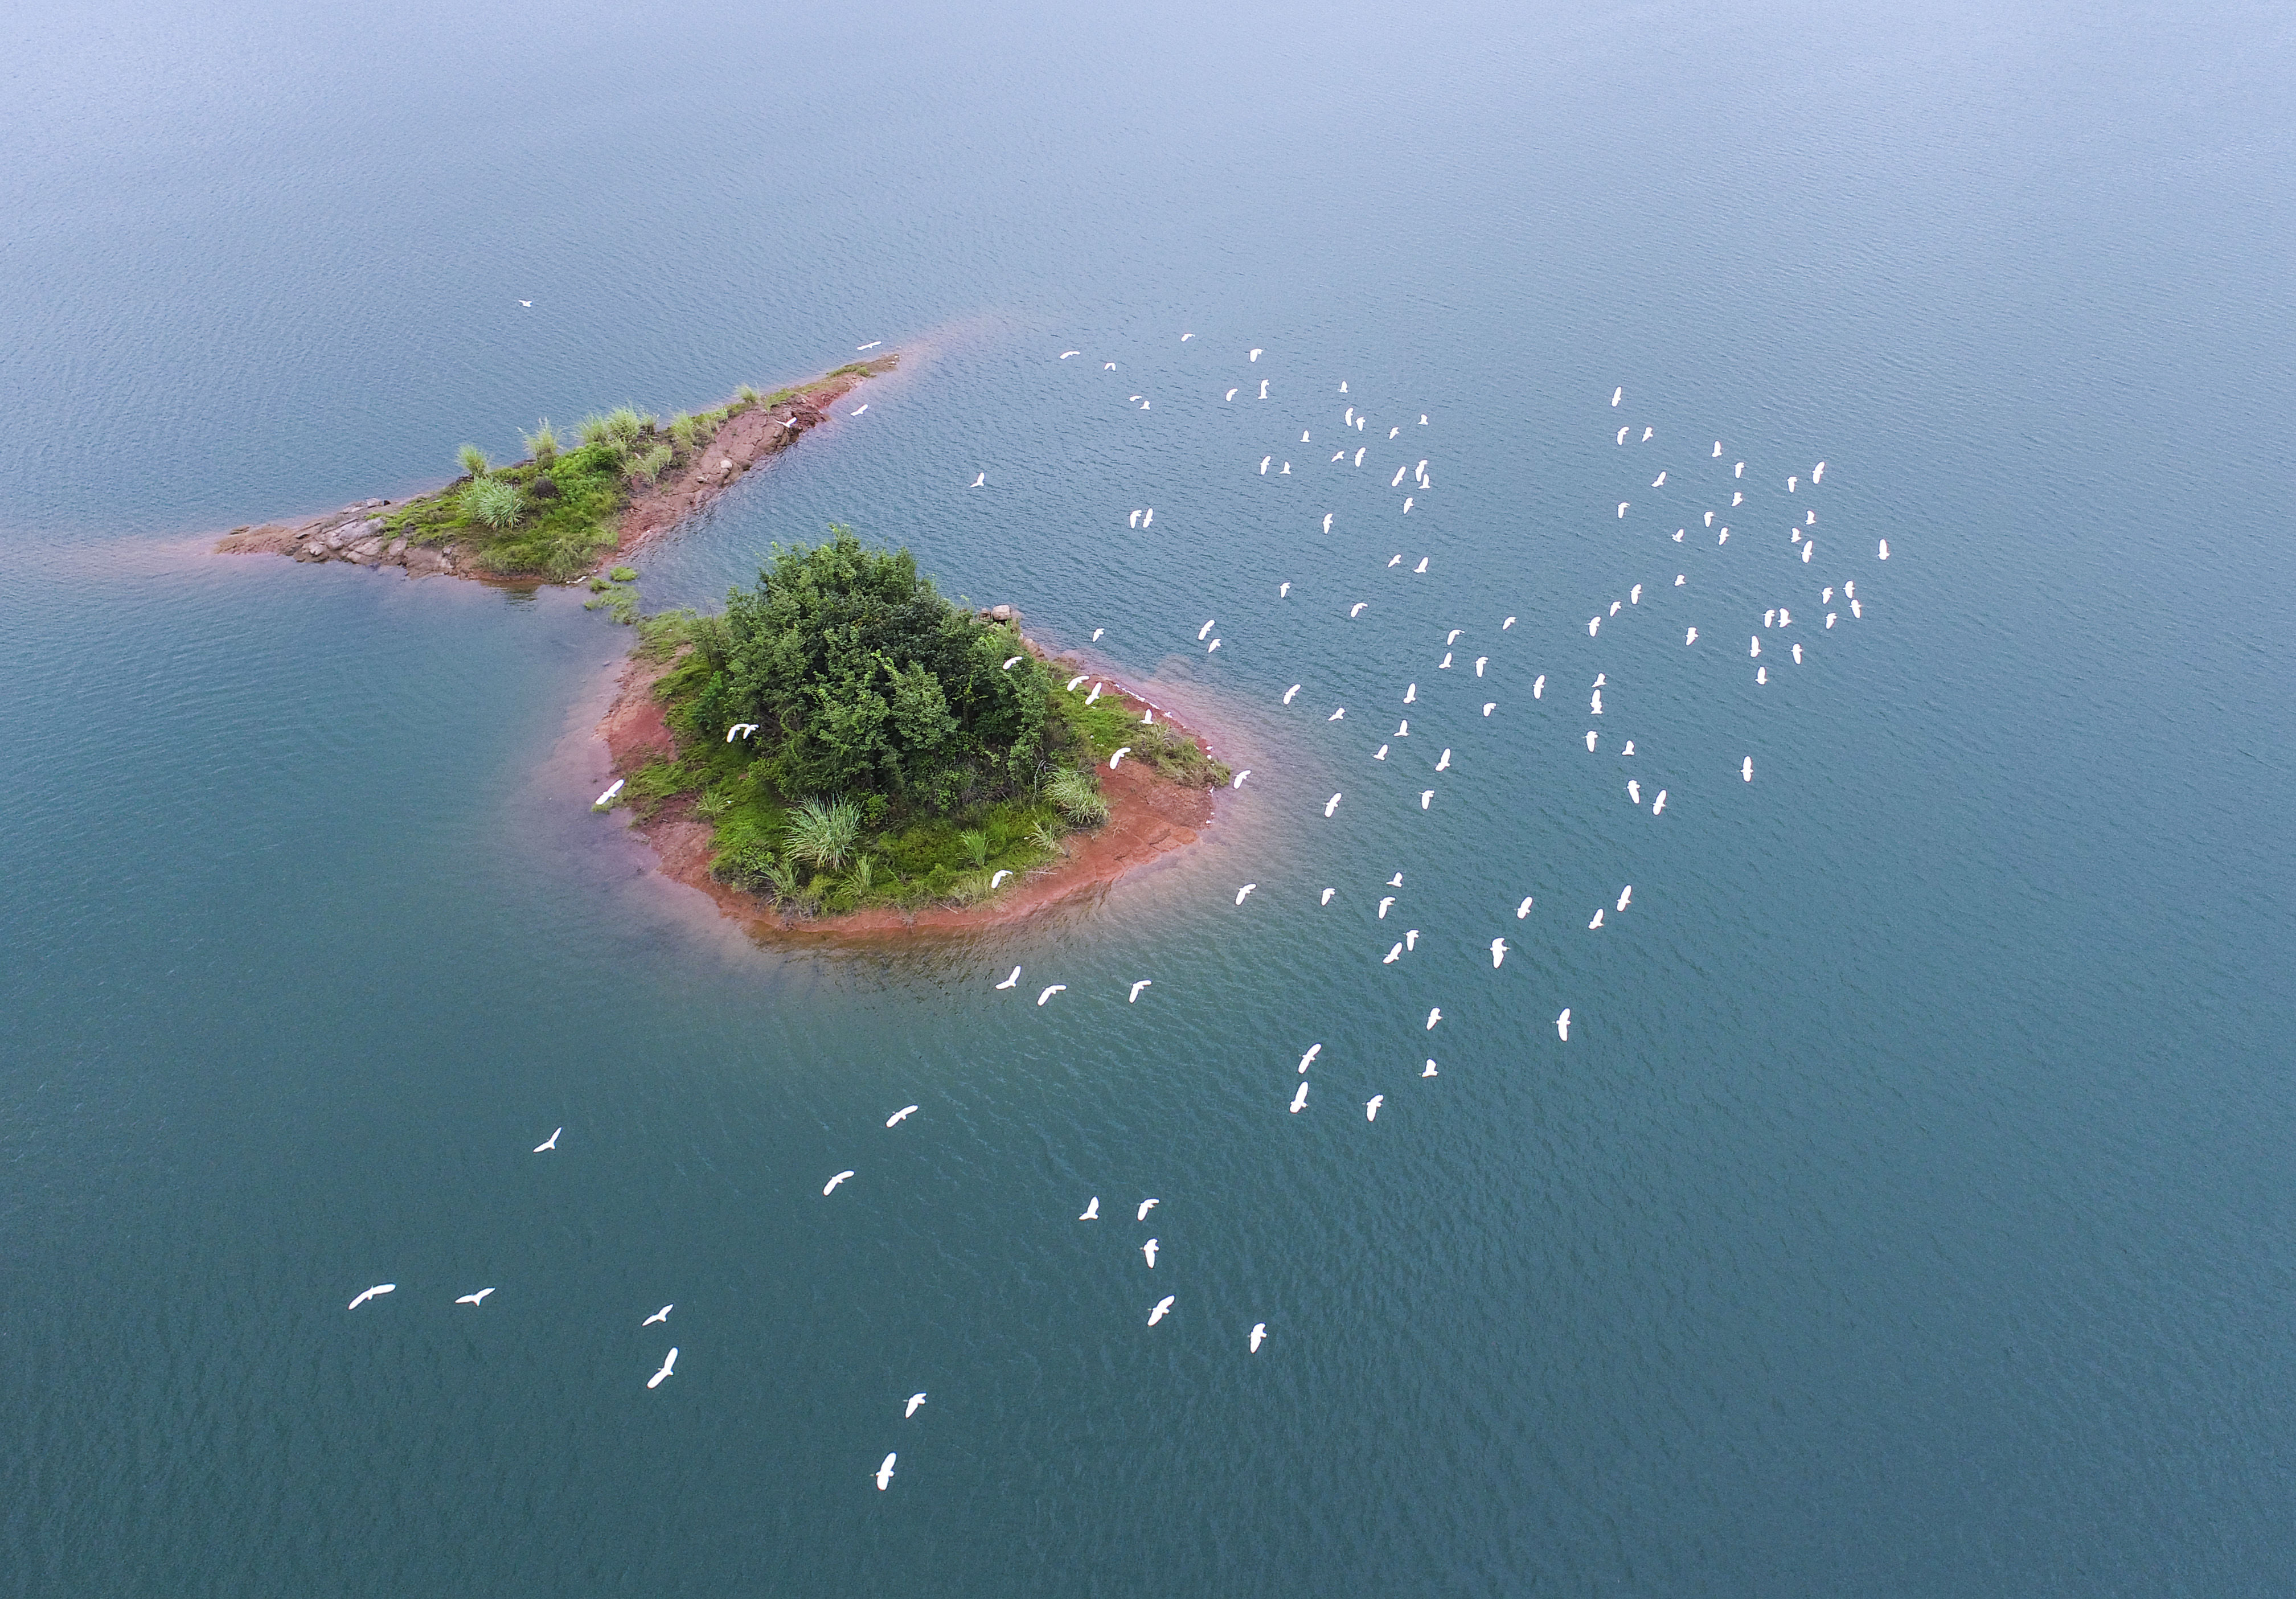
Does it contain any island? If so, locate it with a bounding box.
[213,356,896,587]
[600,527,1231,932]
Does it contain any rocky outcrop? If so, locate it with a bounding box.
[216,499,462,577]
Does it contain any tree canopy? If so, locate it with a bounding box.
[684,527,1052,810]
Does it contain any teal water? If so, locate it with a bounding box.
[6,1,2295,1593]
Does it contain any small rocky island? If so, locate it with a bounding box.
[214,357,895,582]
[602,528,1229,931]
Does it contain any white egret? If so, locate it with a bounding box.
[1366,1096,1384,1122]
[1250,1323,1268,1352]
[1250,348,1262,360]
[1065,674,1087,691]
[1617,426,1629,446]
[886,1105,919,1127]
[1589,617,1600,637]
[1404,684,1416,704]
[1878,540,1891,559]
[1617,885,1633,911]
[1283,684,1302,705]
[875,1453,896,1490]
[1002,655,1023,671]
[1289,1082,1310,1113]
[534,1127,561,1152]
[1379,896,1395,918]
[1713,441,1721,456]
[1652,472,1666,487]
[1260,457,1270,474]
[1036,985,1066,1004]
[1533,674,1544,697]
[906,1393,928,1418]
[1652,790,1667,814]
[1516,896,1534,918]
[348,1285,395,1310]
[970,473,985,487]
[1375,744,1388,760]
[1138,1198,1159,1220]
[1491,938,1507,968]
[1591,690,1603,715]
[1420,790,1434,809]
[1225,388,1237,401]
[1425,1007,1442,1031]
[1109,746,1131,768]
[1612,387,1622,405]
[1585,731,1598,752]
[1322,514,1334,532]
[1321,887,1336,904]
[1675,574,1686,585]
[1735,461,1744,477]
[1813,461,1826,482]
[990,870,1011,888]
[1435,749,1451,771]
[1405,928,1420,951]
[1279,582,1290,597]
[851,404,867,416]
[1622,741,1634,755]
[1588,909,1604,929]
[1143,1239,1159,1268]
[1793,643,1803,663]
[1085,684,1102,704]
[1383,943,1402,964]
[1617,502,1629,518]
[1130,979,1153,1002]
[1080,1198,1100,1220]
[1556,1008,1571,1041]
[823,1170,855,1195]
[648,1349,678,1388]
[1503,616,1517,629]
[1741,756,1754,781]
[644,1305,672,1326]
[595,779,625,807]
[1325,793,1343,817]
[1475,657,1487,676]
[1236,883,1257,904]
[1413,555,1427,571]
[1627,779,1641,803]
[1207,639,1221,653]
[1060,350,1079,358]
[726,723,758,742]
[1298,1044,1321,1072]
[1422,1059,1439,1077]
[1481,702,1495,716]
[1350,602,1367,618]
[1149,1296,1175,1325]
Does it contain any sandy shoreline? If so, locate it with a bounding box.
[597,651,1227,941]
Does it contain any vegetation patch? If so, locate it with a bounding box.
[617,527,1224,916]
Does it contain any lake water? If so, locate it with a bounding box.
[5,1,2294,1593]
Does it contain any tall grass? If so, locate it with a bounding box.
[462,477,520,530]
[1046,769,1109,825]
[786,797,862,871]
[523,420,558,462]
[458,444,490,478]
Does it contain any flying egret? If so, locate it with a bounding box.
[726,723,759,742]
[595,779,625,807]
[1591,690,1602,715]
[1322,514,1334,532]
[1422,1059,1439,1077]
[1585,731,1598,752]
[1676,574,1686,586]
[1085,684,1103,706]
[824,1171,855,1195]
[1878,540,1891,559]
[970,473,985,487]
[1617,503,1629,518]
[1289,1081,1310,1113]
[1482,703,1495,716]
[1611,387,1622,405]
[1250,348,1262,360]
[1379,896,1395,918]
[1652,472,1666,487]
[1713,441,1722,456]
[1383,942,1402,964]
[1060,350,1079,358]
[1138,1198,1159,1220]
[1475,657,1487,676]
[875,1453,896,1490]
[348,1285,395,1310]
[1208,639,1221,653]
[990,870,1011,888]
[1420,790,1433,809]
[1534,675,1545,698]
[644,1305,672,1326]
[648,1348,678,1388]
[1556,1008,1571,1041]
[1395,720,1409,736]
[1589,617,1600,637]
[1735,461,1744,477]
[1236,883,1257,904]
[1813,461,1826,482]
[1793,643,1803,663]
[1321,888,1336,905]
[519,300,531,306]
[1037,985,1065,1004]
[1325,794,1343,817]
[851,404,868,416]
[1149,1296,1175,1325]
[1589,908,1605,929]
[1350,603,1367,618]
[1412,555,1425,571]
[1130,979,1153,1002]
[1066,674,1088,691]
[1425,1007,1442,1031]
[1742,757,1754,781]
[1260,457,1270,474]
[906,1393,928,1418]
[1630,583,1642,604]
[1787,476,1798,491]
[886,1105,919,1127]
[1109,746,1131,768]
[1404,684,1416,704]
[1627,779,1641,804]
[1261,380,1270,399]
[1279,582,1290,597]
[1080,1198,1100,1220]
[1284,684,1301,704]
[1516,896,1534,918]
[1225,388,1237,401]
[1141,708,1154,724]
[1366,1096,1384,1122]
[1143,1239,1159,1268]
[1617,885,1633,912]
[1491,938,1507,968]
[1002,656,1023,670]
[534,1127,562,1153]
[1250,1323,1268,1352]
[1389,873,1404,887]
[1504,616,1517,629]
[1354,446,1364,465]
[1652,790,1667,814]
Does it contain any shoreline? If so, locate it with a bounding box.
[597,647,1229,940]
[211,357,895,581]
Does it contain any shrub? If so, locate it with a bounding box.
[960,829,989,867]
[1046,768,1109,825]
[786,796,862,872]
[609,565,638,583]
[523,420,558,462]
[458,444,490,478]
[462,477,520,530]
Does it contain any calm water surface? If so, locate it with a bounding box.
[4,2,2294,1594]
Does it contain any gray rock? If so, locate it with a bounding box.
[405,546,447,575]
[364,498,384,508]
[350,536,387,560]
[387,538,407,556]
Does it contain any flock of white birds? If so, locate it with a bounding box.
[352,335,1888,1497]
